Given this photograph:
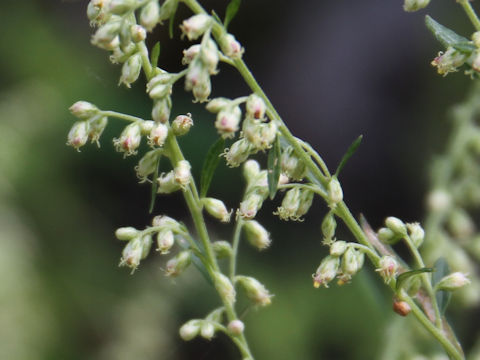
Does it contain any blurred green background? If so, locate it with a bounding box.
[0,0,478,359]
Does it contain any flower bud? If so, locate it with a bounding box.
[69,101,99,120]
[376,256,398,283]
[201,39,219,75]
[215,106,242,138]
[321,212,337,243]
[113,122,142,156]
[219,33,243,59]
[407,222,425,248]
[147,80,172,99]
[385,216,407,236]
[431,47,467,76]
[377,227,397,244]
[157,171,181,194]
[243,160,261,182]
[327,178,343,206]
[192,76,212,103]
[473,32,480,48]
[140,234,153,259]
[165,250,192,277]
[107,0,135,15]
[403,0,430,12]
[88,116,108,145]
[119,53,142,88]
[275,188,301,221]
[87,1,102,23]
[156,229,175,254]
[179,320,200,341]
[130,24,147,43]
[296,189,314,219]
[202,197,232,222]
[115,227,139,241]
[91,20,121,49]
[180,14,212,40]
[152,215,182,229]
[227,320,244,336]
[238,193,264,219]
[182,44,201,65]
[243,120,277,150]
[313,255,340,288]
[246,94,266,119]
[206,97,231,113]
[212,241,233,259]
[172,114,193,136]
[135,149,161,181]
[119,237,143,272]
[244,220,271,250]
[67,121,89,150]
[152,97,172,123]
[158,0,178,23]
[185,59,211,102]
[393,299,411,316]
[281,146,306,180]
[148,122,169,147]
[140,0,160,32]
[435,272,470,292]
[236,275,272,306]
[174,160,191,188]
[140,120,155,134]
[330,240,347,256]
[213,272,236,305]
[200,321,215,340]
[342,247,364,277]
[224,139,253,168]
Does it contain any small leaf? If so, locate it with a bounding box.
[425,16,470,49]
[396,268,433,292]
[150,42,161,69]
[177,240,213,286]
[433,257,452,315]
[168,1,178,39]
[211,10,222,24]
[267,136,281,200]
[334,135,363,176]
[224,0,241,30]
[149,153,162,214]
[200,137,225,197]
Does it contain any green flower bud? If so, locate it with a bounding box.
[321,212,337,243]
[281,146,306,181]
[201,38,219,75]
[141,234,153,259]
[407,222,425,248]
[376,256,398,283]
[179,320,200,341]
[244,220,271,250]
[88,115,108,146]
[67,121,89,150]
[313,255,340,288]
[157,171,181,194]
[206,97,231,113]
[130,24,147,43]
[172,114,193,136]
[202,197,232,223]
[243,119,277,151]
[107,0,135,15]
[69,101,99,120]
[243,160,261,182]
[200,321,215,340]
[119,237,143,272]
[275,188,301,221]
[403,0,430,12]
[238,192,264,219]
[158,0,178,23]
[236,275,272,306]
[330,240,347,256]
[327,178,343,206]
[431,47,468,76]
[156,229,175,254]
[174,160,191,188]
[342,247,363,277]
[135,150,161,182]
[435,272,470,292]
[115,227,139,241]
[212,241,233,259]
[91,20,121,49]
[152,215,182,229]
[140,0,160,32]
[213,272,236,305]
[224,139,253,168]
[385,216,407,236]
[219,33,244,59]
[119,53,142,88]
[377,227,397,244]
[152,97,172,123]
[165,251,192,277]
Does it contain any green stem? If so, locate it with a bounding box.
[458,0,480,31]
[230,218,244,280]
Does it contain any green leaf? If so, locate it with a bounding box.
[211,10,222,24]
[334,135,363,177]
[148,152,162,214]
[433,257,452,315]
[150,42,161,70]
[200,137,225,197]
[224,0,241,29]
[452,42,476,53]
[425,16,471,49]
[396,268,433,292]
[168,2,179,39]
[177,241,213,286]
[267,136,281,200]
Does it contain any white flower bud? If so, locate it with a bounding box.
[238,193,264,219]
[212,241,233,258]
[385,216,407,236]
[165,251,192,277]
[135,149,161,182]
[281,146,306,180]
[67,121,89,150]
[327,178,343,205]
[219,33,243,59]
[236,276,272,306]
[69,101,99,120]
[376,256,398,283]
[435,272,470,292]
[244,220,271,250]
[179,320,200,341]
[113,122,142,156]
[148,122,169,147]
[201,39,219,75]
[140,120,155,134]
[224,139,253,168]
[157,171,180,194]
[152,215,181,229]
[200,322,215,340]
[227,320,244,336]
[88,116,108,145]
[174,160,191,188]
[140,234,153,259]
[213,272,236,305]
[342,247,364,277]
[140,0,160,32]
[215,106,242,137]
[403,0,430,12]
[130,24,147,43]
[206,97,231,113]
[407,222,425,248]
[156,229,175,254]
[182,44,201,65]
[172,114,193,136]
[91,20,121,49]
[180,14,212,40]
[185,59,211,102]
[275,188,301,221]
[243,160,261,182]
[119,237,143,272]
[119,53,142,88]
[115,227,139,241]
[330,240,347,256]
[246,94,266,119]
[296,189,314,219]
[321,212,337,242]
[243,120,277,150]
[152,97,172,123]
[202,197,232,222]
[313,255,340,288]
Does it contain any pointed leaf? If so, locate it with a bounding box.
[200,137,225,197]
[267,136,281,200]
[224,0,241,29]
[150,42,161,70]
[177,239,213,286]
[335,135,363,176]
[211,10,222,24]
[396,268,433,292]
[149,152,162,214]
[433,257,452,315]
[168,2,178,39]
[425,16,470,49]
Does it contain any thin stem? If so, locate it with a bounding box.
[230,218,244,280]
[101,111,145,122]
[299,139,332,178]
[458,0,480,31]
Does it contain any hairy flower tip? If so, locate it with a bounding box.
[431,47,467,77]
[202,198,232,223]
[140,0,160,32]
[403,0,430,12]
[180,14,212,41]
[219,33,244,59]
[172,113,193,136]
[88,116,108,146]
[156,229,175,254]
[236,276,273,306]
[67,121,89,151]
[244,220,271,250]
[119,235,152,273]
[165,250,192,277]
[436,272,470,292]
[215,106,242,137]
[238,192,264,220]
[135,149,161,182]
[179,320,200,341]
[152,97,172,123]
[157,171,180,194]
[274,188,301,221]
[376,256,398,284]
[223,139,254,168]
[227,320,244,336]
[243,119,277,151]
[213,272,236,305]
[174,160,192,188]
[246,94,266,120]
[313,255,340,288]
[393,299,411,317]
[69,101,99,120]
[119,53,142,88]
[148,122,168,147]
[113,122,142,157]
[182,44,201,65]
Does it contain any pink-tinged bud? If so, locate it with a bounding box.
[215,106,242,138]
[393,299,411,316]
[201,39,219,75]
[246,94,266,119]
[227,320,244,336]
[174,160,191,188]
[219,33,244,59]
[69,101,99,120]
[327,177,343,206]
[185,59,211,102]
[435,272,470,292]
[135,149,161,182]
[281,146,306,181]
[119,53,142,88]
[148,122,169,147]
[157,171,180,194]
[200,322,215,340]
[115,227,139,241]
[238,193,264,219]
[152,97,172,123]
[67,121,89,150]
[156,229,175,254]
[130,24,146,43]
[236,275,272,306]
[313,255,340,288]
[244,220,271,250]
[140,0,160,32]
[376,256,398,283]
[206,97,232,113]
[88,116,108,146]
[213,272,236,305]
[179,320,200,341]
[165,250,192,277]
[172,114,193,136]
[431,47,467,76]
[180,14,212,41]
[119,237,143,272]
[113,122,142,156]
[243,119,277,151]
[91,20,121,49]
[182,44,201,65]
[202,197,232,223]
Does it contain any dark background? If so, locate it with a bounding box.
[0,0,476,359]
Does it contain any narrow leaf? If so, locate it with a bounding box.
[425,16,470,49]
[149,153,162,214]
[267,136,281,200]
[211,10,222,24]
[177,240,213,286]
[150,42,161,69]
[335,135,363,176]
[433,257,452,315]
[396,268,433,292]
[200,137,225,197]
[452,42,476,53]
[224,0,241,29]
[168,2,178,39]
